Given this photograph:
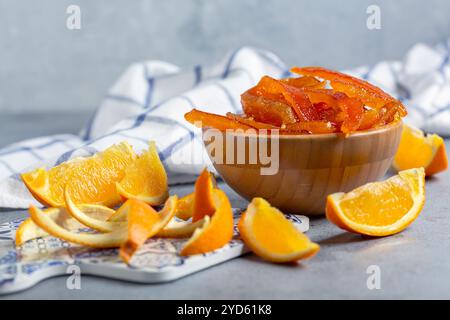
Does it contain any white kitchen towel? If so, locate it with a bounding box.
[0,41,449,208]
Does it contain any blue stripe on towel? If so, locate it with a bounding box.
[362,65,374,80]
[144,78,154,109]
[439,41,449,76]
[143,115,197,134]
[82,109,99,140]
[194,65,202,85]
[0,139,70,157]
[222,48,241,79]
[54,146,97,166]
[388,65,412,101]
[159,131,195,162]
[0,160,15,174]
[222,47,286,79]
[215,83,241,112]
[281,69,291,78]
[429,103,450,118]
[117,133,149,145]
[257,50,287,72]
[25,148,43,161]
[105,94,144,108]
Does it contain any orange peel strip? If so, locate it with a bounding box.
[226,113,279,130]
[157,218,206,238]
[180,189,234,256]
[185,109,253,131]
[29,206,127,248]
[16,205,114,246]
[65,188,124,233]
[192,169,216,222]
[119,196,178,263]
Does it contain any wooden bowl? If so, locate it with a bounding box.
[202,121,403,216]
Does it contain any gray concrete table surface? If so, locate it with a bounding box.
[1,113,449,299]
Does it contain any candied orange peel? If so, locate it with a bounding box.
[184,66,407,134]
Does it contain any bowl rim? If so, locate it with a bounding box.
[202,120,403,140]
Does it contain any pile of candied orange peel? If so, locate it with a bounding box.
[185,66,407,134]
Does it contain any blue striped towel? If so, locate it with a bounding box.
[0,42,449,208]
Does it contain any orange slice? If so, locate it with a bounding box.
[119,196,177,263]
[238,198,319,263]
[116,141,169,205]
[22,142,136,207]
[180,189,234,256]
[326,168,425,236]
[393,124,448,176]
[16,205,114,246]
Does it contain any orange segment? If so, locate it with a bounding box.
[393,124,448,176]
[180,189,234,256]
[192,169,216,222]
[238,198,319,263]
[119,196,177,263]
[326,168,425,236]
[21,142,136,207]
[116,141,169,205]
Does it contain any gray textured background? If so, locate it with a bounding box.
[1,0,450,113]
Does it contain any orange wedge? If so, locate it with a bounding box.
[119,196,177,263]
[116,141,169,206]
[393,124,448,176]
[22,142,136,207]
[326,168,425,236]
[16,205,114,246]
[238,198,319,263]
[180,189,234,256]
